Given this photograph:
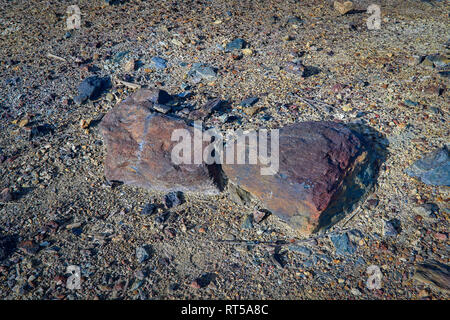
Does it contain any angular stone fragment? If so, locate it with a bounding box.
[422,54,450,69]
[285,61,321,78]
[188,63,217,80]
[99,89,220,194]
[74,76,111,105]
[223,121,376,235]
[405,146,449,186]
[0,188,13,202]
[225,38,246,52]
[189,98,224,120]
[165,191,184,208]
[151,56,167,70]
[286,16,304,27]
[331,232,356,255]
[334,1,353,15]
[133,88,172,105]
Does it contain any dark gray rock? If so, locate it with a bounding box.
[240,97,259,107]
[0,235,16,261]
[74,76,111,104]
[151,56,167,69]
[439,71,450,78]
[384,218,402,237]
[331,232,356,255]
[188,63,217,80]
[285,61,320,78]
[141,203,157,215]
[225,38,246,52]
[189,99,225,120]
[136,245,151,263]
[165,191,184,208]
[405,146,450,186]
[0,188,13,202]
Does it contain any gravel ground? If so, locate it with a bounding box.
[0,0,448,300]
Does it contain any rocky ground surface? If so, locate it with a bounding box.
[0,0,449,299]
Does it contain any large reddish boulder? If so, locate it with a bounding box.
[99,89,221,194]
[223,121,373,235]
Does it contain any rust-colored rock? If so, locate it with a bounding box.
[223,121,374,235]
[99,89,220,194]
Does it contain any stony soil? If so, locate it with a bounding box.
[0,0,448,299]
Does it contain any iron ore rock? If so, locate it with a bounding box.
[223,121,373,235]
[99,89,221,194]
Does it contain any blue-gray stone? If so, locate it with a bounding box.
[225,38,246,52]
[288,245,312,256]
[240,97,259,107]
[405,146,450,186]
[136,246,150,263]
[355,257,366,266]
[241,215,254,230]
[286,17,304,26]
[302,255,318,268]
[113,51,129,63]
[331,233,356,255]
[404,99,419,107]
[188,63,217,80]
[165,191,184,208]
[316,254,332,264]
[141,203,157,215]
[177,91,192,98]
[439,71,450,78]
[426,54,449,68]
[151,56,167,69]
[74,76,111,105]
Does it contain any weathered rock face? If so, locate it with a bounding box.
[223,121,373,235]
[99,89,221,194]
[414,260,450,293]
